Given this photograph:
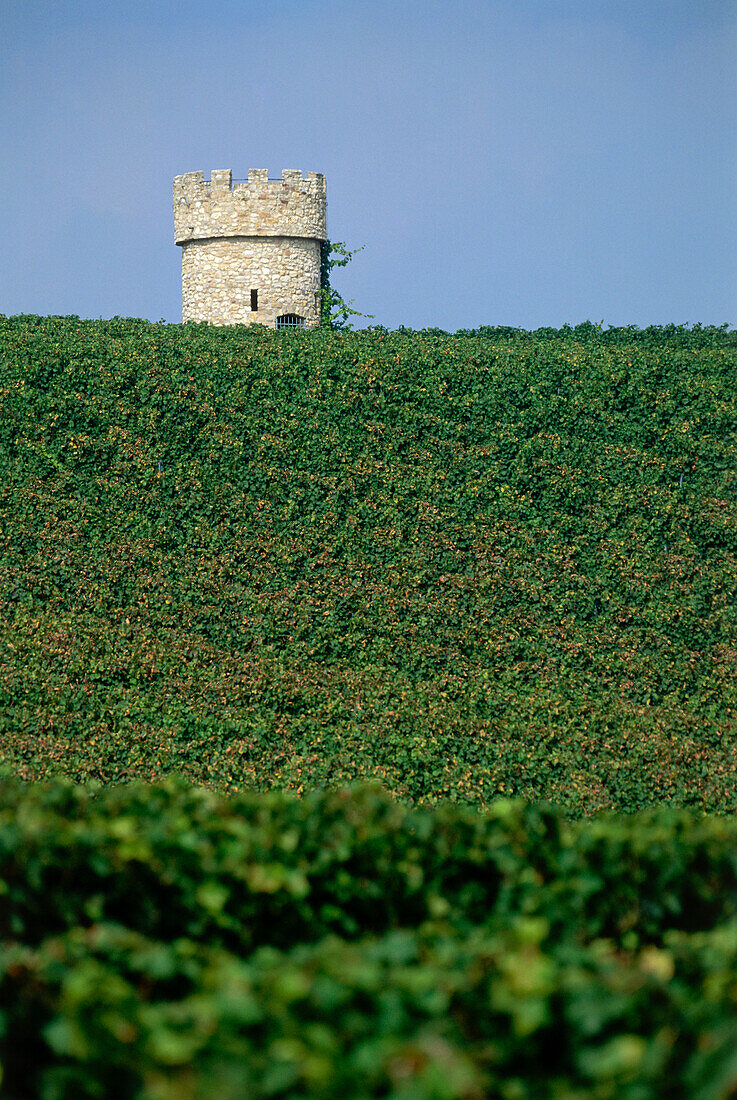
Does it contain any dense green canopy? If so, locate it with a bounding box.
[1,316,735,814]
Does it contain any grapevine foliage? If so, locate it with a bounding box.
[0,316,735,814]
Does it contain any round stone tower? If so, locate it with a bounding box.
[173,168,327,327]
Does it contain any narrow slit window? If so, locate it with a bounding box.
[250,289,258,312]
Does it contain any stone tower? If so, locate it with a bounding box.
[173,168,327,327]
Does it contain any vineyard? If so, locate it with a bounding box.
[1,315,736,1096]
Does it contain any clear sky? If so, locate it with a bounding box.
[2,0,735,331]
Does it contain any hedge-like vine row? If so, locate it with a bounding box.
[2,778,737,1098]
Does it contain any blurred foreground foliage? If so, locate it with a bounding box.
[2,777,737,1098]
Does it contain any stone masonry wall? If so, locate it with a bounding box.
[174,168,326,328]
[181,236,322,326]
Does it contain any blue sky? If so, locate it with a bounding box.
[2,0,735,330]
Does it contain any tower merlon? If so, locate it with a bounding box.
[210,168,232,191]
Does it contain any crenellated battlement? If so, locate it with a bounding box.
[173,168,327,244]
